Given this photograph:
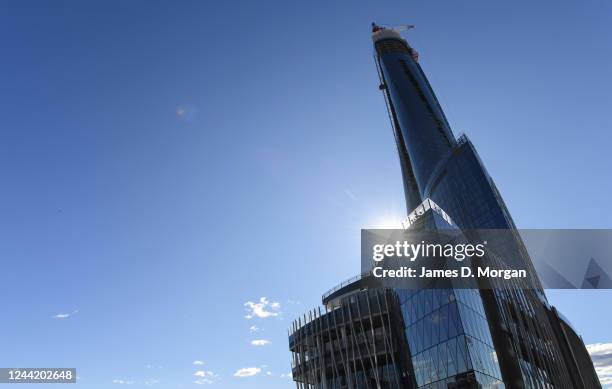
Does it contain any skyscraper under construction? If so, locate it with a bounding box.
[288,24,600,389]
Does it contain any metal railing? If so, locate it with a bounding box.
[321,272,370,302]
[289,304,342,335]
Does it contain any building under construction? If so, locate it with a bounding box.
[287,24,601,389]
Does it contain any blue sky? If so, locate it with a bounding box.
[1,0,611,387]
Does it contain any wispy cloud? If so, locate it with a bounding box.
[250,339,270,346]
[192,360,204,366]
[244,297,281,319]
[281,372,293,379]
[193,370,218,385]
[249,325,261,333]
[52,310,78,320]
[344,189,357,201]
[233,367,261,377]
[112,379,135,385]
[587,343,612,386]
[112,377,159,386]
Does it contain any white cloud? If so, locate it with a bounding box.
[251,339,270,346]
[280,372,293,379]
[52,310,78,320]
[588,343,612,355]
[112,377,160,386]
[233,367,261,377]
[112,379,135,385]
[193,370,217,385]
[249,325,261,332]
[587,343,612,386]
[244,297,281,319]
[192,360,204,366]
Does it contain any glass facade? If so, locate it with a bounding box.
[398,288,503,388]
[287,25,601,389]
[373,25,598,388]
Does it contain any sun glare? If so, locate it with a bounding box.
[370,214,403,229]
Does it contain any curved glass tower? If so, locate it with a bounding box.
[287,25,601,389]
